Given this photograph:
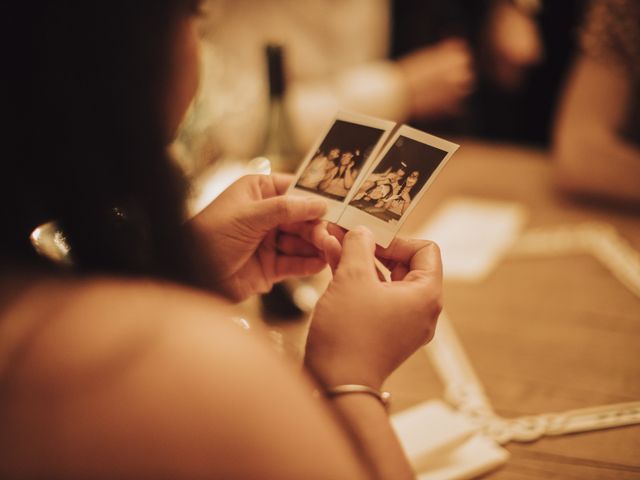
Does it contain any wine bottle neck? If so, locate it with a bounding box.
[266,44,285,98]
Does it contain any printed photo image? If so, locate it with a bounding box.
[349,135,448,223]
[288,114,457,245]
[295,119,386,202]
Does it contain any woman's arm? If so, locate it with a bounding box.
[307,229,443,480]
[381,195,397,210]
[552,56,640,205]
[400,192,412,214]
[328,394,414,480]
[344,162,357,189]
[319,167,338,191]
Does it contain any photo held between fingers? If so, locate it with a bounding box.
[309,220,414,283]
[374,256,393,283]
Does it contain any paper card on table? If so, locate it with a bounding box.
[287,111,395,222]
[339,125,458,247]
[287,111,458,246]
[391,400,477,473]
[417,434,510,480]
[416,197,527,281]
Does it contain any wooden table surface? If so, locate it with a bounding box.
[259,140,640,479]
[389,140,640,479]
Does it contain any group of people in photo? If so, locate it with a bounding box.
[297,147,362,199]
[351,161,421,221]
[298,146,422,221]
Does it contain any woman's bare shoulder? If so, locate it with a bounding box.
[0,275,243,380]
[0,276,329,477]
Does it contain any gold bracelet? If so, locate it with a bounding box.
[325,384,392,410]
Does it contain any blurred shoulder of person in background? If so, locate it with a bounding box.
[552,0,640,206]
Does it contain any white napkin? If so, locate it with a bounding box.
[415,197,527,281]
[391,400,509,479]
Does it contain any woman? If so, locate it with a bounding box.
[0,2,442,479]
[318,150,359,198]
[382,170,420,217]
[357,163,407,198]
[298,147,340,190]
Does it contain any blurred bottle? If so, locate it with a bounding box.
[258,43,305,320]
[258,43,299,173]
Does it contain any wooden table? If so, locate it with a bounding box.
[254,140,639,478]
[387,141,640,479]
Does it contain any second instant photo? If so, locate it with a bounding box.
[339,126,459,247]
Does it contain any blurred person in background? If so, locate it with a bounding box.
[393,0,586,146]
[552,0,640,206]
[0,1,443,479]
[180,0,475,164]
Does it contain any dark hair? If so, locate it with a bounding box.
[1,1,207,285]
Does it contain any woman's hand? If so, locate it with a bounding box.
[344,162,357,189]
[190,174,328,301]
[305,227,443,390]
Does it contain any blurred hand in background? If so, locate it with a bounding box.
[398,38,475,118]
[480,0,544,91]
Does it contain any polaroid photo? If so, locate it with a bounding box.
[287,111,395,222]
[339,125,459,247]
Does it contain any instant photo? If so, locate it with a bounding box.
[288,111,394,222]
[339,125,458,247]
